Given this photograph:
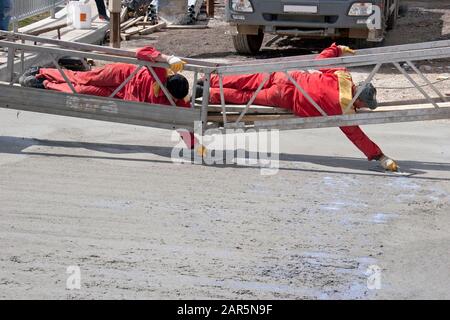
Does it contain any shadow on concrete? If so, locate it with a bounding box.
[1,136,449,181]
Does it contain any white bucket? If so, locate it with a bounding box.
[67,1,92,29]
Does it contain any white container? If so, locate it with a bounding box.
[68,1,92,29]
[66,1,75,25]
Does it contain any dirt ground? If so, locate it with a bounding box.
[0,1,449,300]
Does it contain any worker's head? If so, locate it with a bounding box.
[166,74,189,100]
[354,82,378,110]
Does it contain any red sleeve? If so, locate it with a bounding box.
[315,43,342,60]
[340,126,383,161]
[176,99,191,108]
[136,46,162,62]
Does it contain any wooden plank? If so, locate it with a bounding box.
[207,0,215,18]
[27,23,67,36]
[138,22,167,36]
[378,97,450,107]
[123,26,143,36]
[252,107,450,131]
[120,16,144,31]
[203,104,292,114]
[208,114,295,123]
[122,22,166,40]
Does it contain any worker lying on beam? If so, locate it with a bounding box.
[196,44,399,172]
[19,46,189,106]
[19,46,198,148]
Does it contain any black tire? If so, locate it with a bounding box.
[398,3,408,17]
[232,31,264,55]
[387,1,399,30]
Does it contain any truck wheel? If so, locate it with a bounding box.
[387,1,400,30]
[398,3,408,17]
[232,32,264,55]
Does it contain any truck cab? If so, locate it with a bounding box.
[226,0,401,54]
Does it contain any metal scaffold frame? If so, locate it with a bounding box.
[0,31,449,137]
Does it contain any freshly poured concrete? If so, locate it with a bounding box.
[0,107,448,299]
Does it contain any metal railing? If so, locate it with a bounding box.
[0,31,449,135]
[11,0,66,31]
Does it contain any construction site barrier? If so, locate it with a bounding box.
[10,0,66,32]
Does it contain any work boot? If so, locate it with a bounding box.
[19,67,41,85]
[20,75,45,89]
[22,66,40,78]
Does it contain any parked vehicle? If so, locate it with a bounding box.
[225,0,401,54]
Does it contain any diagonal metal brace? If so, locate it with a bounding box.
[406,60,446,101]
[343,63,382,114]
[393,62,440,108]
[146,66,176,107]
[218,75,227,125]
[235,73,271,124]
[109,65,143,98]
[286,71,327,116]
[50,54,77,94]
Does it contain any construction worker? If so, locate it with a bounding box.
[20,46,190,108]
[197,43,399,172]
[94,0,109,21]
[20,45,199,149]
[0,0,11,31]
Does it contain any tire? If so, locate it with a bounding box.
[398,3,408,17]
[387,1,400,30]
[232,31,264,55]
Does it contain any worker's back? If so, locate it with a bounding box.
[288,69,355,117]
[108,63,167,104]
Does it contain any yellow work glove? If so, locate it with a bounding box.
[339,45,356,56]
[379,155,399,172]
[196,145,207,158]
[167,55,186,74]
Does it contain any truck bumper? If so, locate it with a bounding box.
[227,0,383,38]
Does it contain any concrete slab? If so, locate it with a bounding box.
[0,106,448,299]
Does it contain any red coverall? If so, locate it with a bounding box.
[209,44,383,160]
[37,46,189,108]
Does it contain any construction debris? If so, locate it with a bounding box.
[116,0,208,40]
[121,21,166,41]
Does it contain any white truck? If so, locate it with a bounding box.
[226,0,402,54]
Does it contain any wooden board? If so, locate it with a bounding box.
[122,22,166,40]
